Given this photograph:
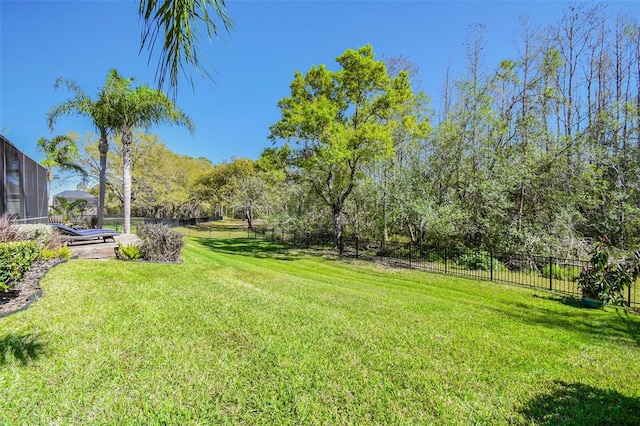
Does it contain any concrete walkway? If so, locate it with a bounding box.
[67,233,141,260]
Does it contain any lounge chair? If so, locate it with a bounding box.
[50,223,120,244]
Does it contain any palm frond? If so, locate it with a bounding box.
[138,0,233,98]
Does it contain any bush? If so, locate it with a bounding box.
[541,264,566,280]
[456,250,507,272]
[138,224,184,263]
[14,224,56,249]
[457,250,492,271]
[576,242,639,306]
[0,241,40,291]
[541,264,580,281]
[421,250,443,263]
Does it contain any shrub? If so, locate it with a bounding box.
[457,250,492,271]
[0,241,40,291]
[541,264,581,281]
[541,264,566,280]
[421,250,443,263]
[456,250,507,272]
[576,242,639,306]
[138,224,184,263]
[14,224,55,249]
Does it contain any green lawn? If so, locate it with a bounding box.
[2,238,639,424]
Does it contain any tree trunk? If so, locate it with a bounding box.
[97,129,109,229]
[246,206,253,230]
[122,128,133,234]
[331,205,342,253]
[47,169,54,210]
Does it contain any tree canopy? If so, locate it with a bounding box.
[270,45,425,249]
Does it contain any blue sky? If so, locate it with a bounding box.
[1,1,637,191]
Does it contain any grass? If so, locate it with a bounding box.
[1,238,639,424]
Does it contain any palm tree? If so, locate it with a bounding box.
[138,0,233,98]
[48,77,116,228]
[102,69,194,234]
[36,134,85,208]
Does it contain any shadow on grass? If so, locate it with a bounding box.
[485,295,640,347]
[0,333,46,366]
[520,380,640,425]
[194,238,307,261]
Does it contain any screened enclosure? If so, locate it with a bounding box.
[0,135,48,223]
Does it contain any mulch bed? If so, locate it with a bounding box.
[0,259,65,319]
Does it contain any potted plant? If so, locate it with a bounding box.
[576,240,639,308]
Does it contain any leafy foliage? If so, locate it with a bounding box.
[138,0,233,97]
[0,241,40,291]
[455,250,505,272]
[50,197,87,225]
[117,243,142,260]
[13,225,56,250]
[576,242,640,306]
[38,246,71,260]
[270,45,423,248]
[541,264,579,281]
[138,224,184,263]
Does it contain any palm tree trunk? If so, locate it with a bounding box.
[97,129,108,228]
[122,128,133,234]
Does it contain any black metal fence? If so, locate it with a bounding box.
[256,230,638,310]
[171,222,639,309]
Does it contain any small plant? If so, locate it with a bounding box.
[117,243,142,260]
[39,246,72,260]
[576,241,639,306]
[0,213,19,243]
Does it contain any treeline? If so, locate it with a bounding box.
[78,4,640,258]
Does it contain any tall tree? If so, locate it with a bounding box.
[101,69,194,233]
[270,45,416,249]
[48,77,117,228]
[36,134,84,208]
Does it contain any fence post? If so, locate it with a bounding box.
[355,235,359,258]
[409,243,413,268]
[444,246,448,274]
[629,281,632,308]
[490,250,493,281]
[549,257,553,291]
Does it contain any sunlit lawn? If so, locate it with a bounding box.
[1,238,639,424]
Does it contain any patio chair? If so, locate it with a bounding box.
[50,223,120,244]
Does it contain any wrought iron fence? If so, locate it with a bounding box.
[264,231,638,310]
[172,222,639,309]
